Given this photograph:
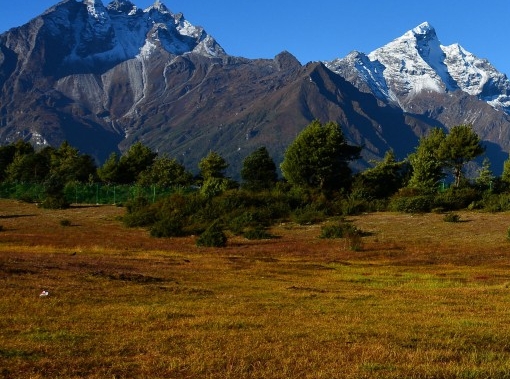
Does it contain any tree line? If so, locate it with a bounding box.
[1,120,510,213]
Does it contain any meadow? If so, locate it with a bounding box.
[1,199,510,378]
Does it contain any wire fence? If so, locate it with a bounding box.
[0,182,184,205]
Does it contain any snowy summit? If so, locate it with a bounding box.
[326,22,510,113]
[36,0,226,67]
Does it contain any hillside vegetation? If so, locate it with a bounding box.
[1,199,510,378]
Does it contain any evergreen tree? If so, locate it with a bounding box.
[0,141,33,181]
[241,147,277,191]
[137,156,193,187]
[356,150,407,199]
[199,151,228,180]
[40,173,69,209]
[475,157,494,191]
[115,143,157,184]
[280,120,361,191]
[438,124,485,187]
[98,152,121,184]
[198,151,236,197]
[501,153,510,189]
[49,141,97,183]
[5,150,50,183]
[408,128,446,193]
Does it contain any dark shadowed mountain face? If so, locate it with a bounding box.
[1,2,509,177]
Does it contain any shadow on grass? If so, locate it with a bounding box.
[69,204,115,209]
[0,214,36,219]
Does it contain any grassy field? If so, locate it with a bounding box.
[1,199,510,378]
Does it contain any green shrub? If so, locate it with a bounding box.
[196,222,227,247]
[443,213,461,223]
[320,220,358,239]
[291,205,326,225]
[479,193,510,212]
[347,231,364,252]
[243,227,273,240]
[123,207,157,227]
[434,187,480,211]
[59,219,72,227]
[125,196,151,214]
[507,227,510,241]
[336,196,387,215]
[150,215,185,238]
[200,177,238,198]
[228,211,256,235]
[340,196,368,216]
[39,196,70,210]
[388,195,433,213]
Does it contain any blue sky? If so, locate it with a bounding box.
[1,0,509,75]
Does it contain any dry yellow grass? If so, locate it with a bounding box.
[1,200,510,378]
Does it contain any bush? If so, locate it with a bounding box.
[125,196,151,214]
[479,193,510,212]
[320,219,365,251]
[336,196,388,215]
[434,187,480,211]
[150,215,186,238]
[123,207,157,227]
[388,195,433,213]
[59,219,72,227]
[39,196,70,209]
[291,205,326,225]
[346,231,364,251]
[443,213,461,223]
[507,227,510,241]
[196,222,227,247]
[320,220,358,239]
[228,211,256,235]
[243,227,273,240]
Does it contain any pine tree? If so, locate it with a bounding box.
[241,147,277,191]
[280,120,360,191]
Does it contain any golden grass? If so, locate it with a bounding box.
[1,200,510,378]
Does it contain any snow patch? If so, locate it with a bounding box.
[137,40,157,59]
[84,0,107,22]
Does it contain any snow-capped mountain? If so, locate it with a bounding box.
[326,22,510,114]
[3,0,224,77]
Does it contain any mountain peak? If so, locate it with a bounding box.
[106,0,138,14]
[412,22,435,36]
[145,0,171,14]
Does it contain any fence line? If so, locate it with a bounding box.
[0,182,183,204]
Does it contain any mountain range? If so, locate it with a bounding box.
[1,0,510,177]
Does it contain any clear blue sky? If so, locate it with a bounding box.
[1,0,509,76]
